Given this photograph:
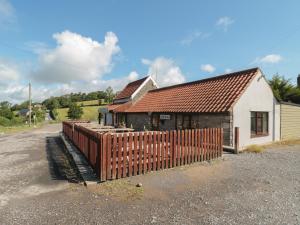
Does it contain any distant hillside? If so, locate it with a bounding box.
[56,105,105,121]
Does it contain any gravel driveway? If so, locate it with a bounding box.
[0,124,299,225]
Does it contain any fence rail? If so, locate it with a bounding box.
[62,121,223,182]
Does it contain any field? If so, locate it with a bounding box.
[56,105,103,121]
[75,99,107,107]
[0,123,43,134]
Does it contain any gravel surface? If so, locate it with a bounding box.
[0,124,299,225]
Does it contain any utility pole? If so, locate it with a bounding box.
[29,82,32,127]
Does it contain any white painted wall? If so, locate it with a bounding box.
[233,71,280,150]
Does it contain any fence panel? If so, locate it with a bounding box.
[62,121,223,182]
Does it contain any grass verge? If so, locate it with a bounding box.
[87,179,144,201]
[245,144,265,153]
[0,123,43,134]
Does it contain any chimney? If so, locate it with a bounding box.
[298,74,300,88]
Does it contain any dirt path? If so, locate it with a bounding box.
[0,124,299,224]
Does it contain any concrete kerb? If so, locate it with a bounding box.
[59,132,99,186]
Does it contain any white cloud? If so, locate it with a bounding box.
[127,71,139,81]
[253,54,283,64]
[0,60,19,85]
[201,64,216,73]
[0,74,139,103]
[31,30,120,83]
[216,16,234,31]
[25,41,49,55]
[142,57,185,87]
[225,68,232,73]
[180,31,210,46]
[0,0,16,26]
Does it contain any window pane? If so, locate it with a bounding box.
[251,111,269,136]
[251,117,256,134]
[257,116,262,133]
[262,112,268,133]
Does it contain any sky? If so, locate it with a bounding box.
[1,0,300,103]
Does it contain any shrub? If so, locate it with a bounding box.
[10,116,24,126]
[0,116,11,126]
[68,103,83,119]
[245,145,264,153]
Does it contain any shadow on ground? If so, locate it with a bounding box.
[45,136,83,183]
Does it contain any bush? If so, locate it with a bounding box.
[68,103,83,119]
[0,116,11,126]
[10,116,24,126]
[0,116,24,127]
[245,145,264,153]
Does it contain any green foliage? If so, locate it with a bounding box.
[105,86,115,103]
[67,103,83,119]
[32,107,46,122]
[43,97,60,110]
[269,75,300,102]
[0,116,24,127]
[42,89,114,110]
[11,100,30,111]
[50,108,58,120]
[0,101,14,119]
[0,116,11,126]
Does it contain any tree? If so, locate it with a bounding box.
[67,103,83,119]
[105,86,115,103]
[0,101,14,119]
[58,96,72,108]
[269,75,300,102]
[43,98,60,110]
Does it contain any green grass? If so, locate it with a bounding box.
[75,99,108,106]
[0,123,43,134]
[56,105,104,121]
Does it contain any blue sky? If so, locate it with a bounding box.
[0,0,300,103]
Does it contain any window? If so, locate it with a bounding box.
[152,114,159,130]
[251,112,268,137]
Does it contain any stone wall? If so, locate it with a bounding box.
[126,112,233,146]
[126,113,151,130]
[190,113,232,146]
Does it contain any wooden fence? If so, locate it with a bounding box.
[62,121,223,182]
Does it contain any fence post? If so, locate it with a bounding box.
[234,127,239,154]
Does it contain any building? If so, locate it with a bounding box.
[100,76,158,126]
[280,102,300,139]
[105,67,282,151]
[18,109,30,117]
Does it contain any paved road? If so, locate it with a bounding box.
[0,124,299,225]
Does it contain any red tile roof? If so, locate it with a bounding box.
[107,103,124,111]
[114,76,148,100]
[108,101,132,112]
[125,68,259,113]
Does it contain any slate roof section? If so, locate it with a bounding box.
[114,76,148,100]
[125,68,259,113]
